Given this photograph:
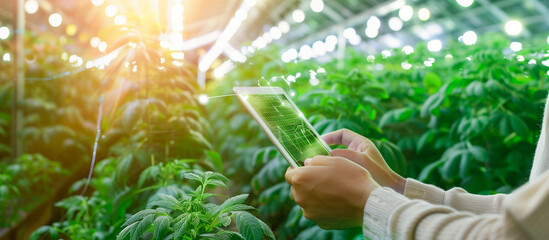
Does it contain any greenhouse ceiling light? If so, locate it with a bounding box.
[49,13,62,27]
[388,17,403,31]
[399,5,413,22]
[0,27,10,40]
[310,0,324,13]
[418,8,430,21]
[427,39,442,52]
[292,9,305,23]
[25,0,39,14]
[505,20,523,36]
[547,36,549,45]
[198,0,255,73]
[348,35,361,46]
[90,37,100,48]
[462,31,477,45]
[325,35,338,46]
[114,15,127,25]
[270,27,282,40]
[456,0,474,7]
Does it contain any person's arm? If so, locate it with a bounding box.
[403,178,506,214]
[364,170,549,239]
[323,129,507,214]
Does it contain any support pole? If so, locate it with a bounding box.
[12,0,25,158]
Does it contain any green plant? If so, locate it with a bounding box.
[117,171,274,240]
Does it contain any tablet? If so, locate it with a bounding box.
[233,87,331,168]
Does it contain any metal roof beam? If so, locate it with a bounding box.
[475,0,531,36]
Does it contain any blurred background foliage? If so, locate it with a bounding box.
[208,32,549,239]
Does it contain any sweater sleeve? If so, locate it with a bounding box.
[363,170,549,240]
[403,178,507,214]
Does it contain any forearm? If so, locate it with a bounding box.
[403,178,506,214]
[364,188,528,240]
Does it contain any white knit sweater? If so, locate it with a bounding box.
[363,95,549,239]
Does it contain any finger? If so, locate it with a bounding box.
[304,158,312,166]
[330,149,367,166]
[285,167,295,184]
[322,129,364,148]
[307,156,333,166]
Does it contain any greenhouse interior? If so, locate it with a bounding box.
[1,0,549,239]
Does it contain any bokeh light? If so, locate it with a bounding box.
[399,6,413,21]
[24,0,39,14]
[65,24,77,36]
[388,17,403,31]
[310,0,324,13]
[0,27,10,40]
[418,8,430,21]
[510,42,522,52]
[105,5,118,17]
[49,13,63,27]
[292,9,305,23]
[427,39,442,52]
[462,31,477,45]
[114,15,127,25]
[505,20,522,36]
[456,0,474,7]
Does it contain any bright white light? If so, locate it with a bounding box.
[456,0,474,7]
[343,28,356,39]
[3,53,11,62]
[399,6,413,21]
[401,62,412,70]
[367,16,381,29]
[278,21,290,33]
[325,35,338,46]
[510,42,522,52]
[381,50,391,58]
[348,35,361,45]
[547,36,549,45]
[0,27,10,40]
[114,15,127,25]
[528,59,536,65]
[98,42,107,52]
[542,60,549,66]
[462,31,477,45]
[235,9,247,21]
[198,94,209,105]
[262,32,273,44]
[388,17,403,31]
[312,41,326,56]
[402,45,414,55]
[49,13,62,27]
[25,0,39,14]
[287,48,298,60]
[516,55,525,62]
[418,8,430,21]
[309,75,320,86]
[365,27,378,38]
[427,39,442,52]
[310,0,324,13]
[171,52,185,60]
[91,0,104,6]
[299,45,313,60]
[367,55,375,63]
[317,67,326,73]
[445,54,453,60]
[105,5,118,17]
[270,27,282,40]
[505,20,523,36]
[292,9,305,23]
[69,54,78,63]
[86,61,94,69]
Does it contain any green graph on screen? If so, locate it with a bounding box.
[246,94,330,166]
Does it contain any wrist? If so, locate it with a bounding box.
[392,175,406,194]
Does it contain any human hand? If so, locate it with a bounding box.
[285,156,379,229]
[322,129,406,194]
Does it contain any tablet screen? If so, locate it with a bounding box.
[244,94,331,166]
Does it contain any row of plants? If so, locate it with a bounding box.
[208,32,549,239]
[28,21,274,239]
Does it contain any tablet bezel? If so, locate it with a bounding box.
[233,86,331,168]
